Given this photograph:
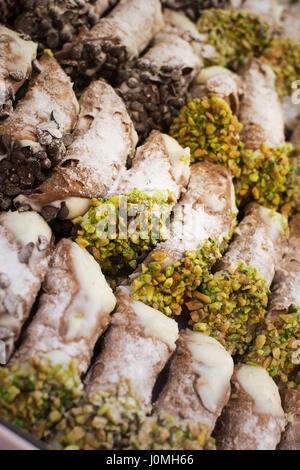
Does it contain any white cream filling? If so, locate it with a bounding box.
[237,365,284,417]
[195,66,238,85]
[0,25,37,76]
[184,329,234,413]
[164,9,201,38]
[0,211,52,247]
[131,299,179,350]
[259,206,286,241]
[43,351,72,366]
[63,243,116,342]
[155,0,165,32]
[14,196,91,220]
[162,134,190,185]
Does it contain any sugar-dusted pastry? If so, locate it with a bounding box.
[0,55,79,211]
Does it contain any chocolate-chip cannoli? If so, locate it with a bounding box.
[15,80,138,222]
[119,25,201,140]
[73,130,190,275]
[0,54,79,212]
[58,0,164,91]
[214,364,286,450]
[0,210,53,364]
[244,215,300,383]
[154,329,234,434]
[14,0,119,52]
[130,161,237,318]
[0,238,116,438]
[0,25,37,120]
[189,203,288,355]
[161,0,232,22]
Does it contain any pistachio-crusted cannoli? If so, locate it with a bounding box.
[169,93,243,177]
[13,239,116,375]
[58,0,164,91]
[0,238,116,439]
[0,25,37,120]
[197,8,272,70]
[55,382,216,450]
[189,203,288,355]
[73,131,190,275]
[15,80,138,222]
[214,364,286,450]
[85,287,179,407]
[154,329,234,434]
[130,161,237,318]
[243,215,300,382]
[0,211,53,364]
[14,1,119,52]
[0,55,79,212]
[278,385,300,450]
[119,28,201,140]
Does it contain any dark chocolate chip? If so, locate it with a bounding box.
[37,235,49,251]
[18,242,35,264]
[0,273,10,289]
[57,201,69,220]
[41,205,59,220]
[8,70,24,82]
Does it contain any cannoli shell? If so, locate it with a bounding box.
[216,203,287,287]
[214,365,286,450]
[278,388,300,450]
[238,59,285,150]
[0,55,79,142]
[0,211,53,363]
[154,332,232,434]
[85,288,176,406]
[13,239,116,375]
[21,80,138,205]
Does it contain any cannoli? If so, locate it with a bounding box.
[0,25,37,120]
[189,203,288,355]
[0,210,53,364]
[58,0,164,90]
[0,238,116,438]
[154,329,234,434]
[130,161,237,317]
[169,93,243,177]
[244,215,300,383]
[73,131,190,275]
[85,286,179,406]
[118,26,201,140]
[15,80,138,222]
[278,384,300,450]
[14,0,119,51]
[0,55,79,212]
[196,8,272,70]
[279,0,300,42]
[214,364,286,450]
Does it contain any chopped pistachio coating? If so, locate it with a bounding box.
[55,387,215,450]
[0,357,83,440]
[73,190,174,276]
[169,95,243,177]
[188,262,270,356]
[235,143,295,216]
[288,148,300,214]
[131,239,222,318]
[261,38,300,98]
[244,305,300,385]
[197,9,272,71]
